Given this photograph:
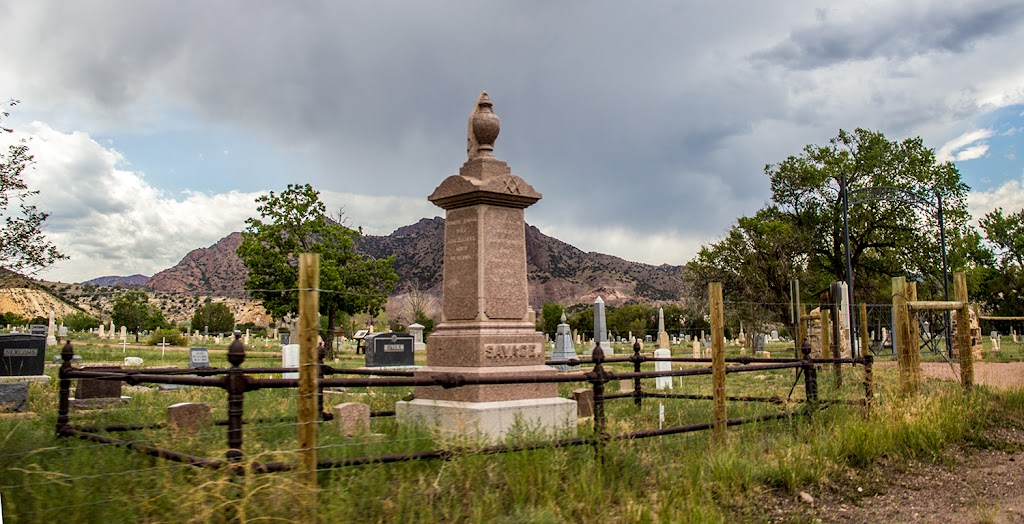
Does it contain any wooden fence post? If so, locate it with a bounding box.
[892,276,918,395]
[906,283,921,390]
[820,308,831,360]
[954,272,974,392]
[859,303,870,355]
[710,282,726,439]
[298,253,320,501]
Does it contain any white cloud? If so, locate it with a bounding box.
[967,174,1024,224]
[535,222,706,267]
[937,129,994,162]
[2,123,262,282]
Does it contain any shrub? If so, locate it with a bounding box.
[147,328,185,346]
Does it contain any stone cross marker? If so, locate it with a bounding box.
[396,92,575,439]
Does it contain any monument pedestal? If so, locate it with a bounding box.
[396,397,576,440]
[395,92,575,441]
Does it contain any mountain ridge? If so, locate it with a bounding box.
[130,218,685,307]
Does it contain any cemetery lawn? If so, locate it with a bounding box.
[0,341,1021,523]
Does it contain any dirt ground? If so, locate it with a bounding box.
[747,362,1024,523]
[879,361,1024,390]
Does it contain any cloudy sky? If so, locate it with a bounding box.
[0,1,1022,283]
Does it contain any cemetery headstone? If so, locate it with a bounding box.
[123,356,144,367]
[167,402,212,433]
[654,347,672,390]
[572,388,594,417]
[58,326,68,338]
[46,310,57,346]
[408,323,426,351]
[0,333,52,412]
[395,92,576,439]
[333,402,371,437]
[644,335,652,343]
[189,347,210,369]
[589,296,613,355]
[0,334,46,376]
[552,312,579,372]
[282,344,299,379]
[770,330,779,341]
[279,332,290,345]
[692,339,701,358]
[752,334,765,353]
[73,366,127,407]
[364,332,415,367]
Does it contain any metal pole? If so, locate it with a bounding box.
[841,173,857,357]
[937,191,952,359]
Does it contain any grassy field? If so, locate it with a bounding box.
[0,338,1015,523]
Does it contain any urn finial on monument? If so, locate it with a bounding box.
[468,91,500,159]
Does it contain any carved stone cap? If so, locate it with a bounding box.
[428,165,541,210]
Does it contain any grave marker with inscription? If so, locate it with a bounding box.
[396,92,575,439]
[364,332,415,367]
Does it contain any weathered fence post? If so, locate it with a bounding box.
[859,303,870,355]
[954,272,974,392]
[225,333,246,467]
[863,354,873,410]
[801,339,818,412]
[632,339,642,407]
[906,282,922,391]
[590,345,608,460]
[298,253,320,498]
[56,341,74,436]
[710,282,726,439]
[892,276,918,395]
[819,308,830,360]
[829,298,843,388]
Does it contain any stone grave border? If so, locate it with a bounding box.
[55,335,871,475]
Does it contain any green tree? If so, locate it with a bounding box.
[0,100,66,274]
[237,184,399,343]
[111,290,166,342]
[977,208,1024,317]
[686,207,810,331]
[567,305,594,340]
[61,311,100,332]
[413,309,435,335]
[190,301,235,335]
[608,303,654,339]
[689,128,974,328]
[539,302,563,336]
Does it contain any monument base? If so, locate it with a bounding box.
[396,397,577,441]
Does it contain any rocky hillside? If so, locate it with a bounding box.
[82,274,149,288]
[147,232,247,296]
[0,269,84,320]
[138,218,685,307]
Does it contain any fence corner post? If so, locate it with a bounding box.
[709,282,726,440]
[863,354,874,410]
[954,272,974,392]
[297,253,320,503]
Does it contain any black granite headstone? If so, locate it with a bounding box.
[0,334,46,376]
[364,333,414,367]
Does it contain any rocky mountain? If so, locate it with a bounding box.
[147,232,248,296]
[81,274,150,288]
[138,218,685,307]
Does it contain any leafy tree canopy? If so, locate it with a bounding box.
[237,184,399,338]
[111,290,167,341]
[0,100,66,274]
[190,302,235,335]
[687,128,974,330]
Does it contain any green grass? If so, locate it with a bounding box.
[0,341,1008,523]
